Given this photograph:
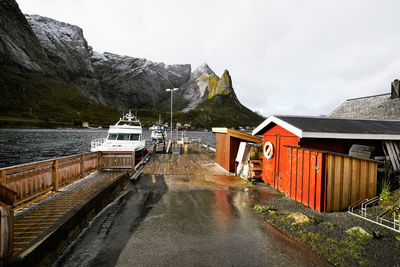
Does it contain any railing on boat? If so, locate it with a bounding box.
[0,151,135,207]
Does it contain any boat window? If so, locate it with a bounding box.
[130,134,140,141]
[108,134,117,140]
[117,134,130,141]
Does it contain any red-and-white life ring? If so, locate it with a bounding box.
[263,141,274,160]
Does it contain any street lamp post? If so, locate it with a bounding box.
[165,88,178,140]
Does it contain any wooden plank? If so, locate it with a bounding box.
[367,162,378,198]
[359,160,368,198]
[342,157,352,210]
[351,159,360,204]
[325,154,335,212]
[288,148,293,198]
[392,141,400,171]
[291,148,298,199]
[309,152,317,210]
[315,153,324,212]
[302,150,310,206]
[386,141,399,171]
[296,150,303,201]
[332,155,343,211]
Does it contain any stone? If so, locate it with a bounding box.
[345,226,372,238]
[288,212,312,225]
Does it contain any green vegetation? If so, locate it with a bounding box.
[254,204,371,266]
[186,93,264,129]
[0,69,263,129]
[0,69,120,127]
[253,204,275,214]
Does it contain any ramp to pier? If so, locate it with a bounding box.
[9,170,130,266]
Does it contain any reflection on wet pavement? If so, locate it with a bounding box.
[55,174,326,267]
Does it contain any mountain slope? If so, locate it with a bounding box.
[0,0,50,73]
[0,0,264,128]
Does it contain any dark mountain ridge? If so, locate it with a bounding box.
[0,0,264,129]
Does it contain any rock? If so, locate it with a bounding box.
[0,0,50,73]
[180,63,215,112]
[288,212,312,225]
[345,226,372,238]
[90,52,191,109]
[26,14,94,81]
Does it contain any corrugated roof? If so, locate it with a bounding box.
[253,115,400,140]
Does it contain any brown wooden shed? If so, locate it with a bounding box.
[212,128,262,172]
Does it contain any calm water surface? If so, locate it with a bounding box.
[0,129,215,168]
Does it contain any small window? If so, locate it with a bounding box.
[130,134,140,141]
[108,134,117,140]
[117,134,130,141]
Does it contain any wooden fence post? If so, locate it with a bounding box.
[0,205,13,261]
[0,170,5,185]
[98,152,103,170]
[52,160,59,192]
[80,154,85,178]
[132,151,135,172]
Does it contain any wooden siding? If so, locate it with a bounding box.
[287,147,378,212]
[215,133,229,171]
[325,154,377,212]
[287,148,325,211]
[262,124,300,188]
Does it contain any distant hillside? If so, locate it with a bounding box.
[0,0,264,129]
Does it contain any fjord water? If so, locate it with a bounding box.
[0,129,215,168]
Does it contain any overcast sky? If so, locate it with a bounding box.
[17,0,400,117]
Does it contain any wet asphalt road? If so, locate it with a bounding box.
[54,174,326,266]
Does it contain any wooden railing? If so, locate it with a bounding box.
[0,151,135,207]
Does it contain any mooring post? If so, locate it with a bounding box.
[52,159,59,192]
[98,152,103,170]
[0,170,5,185]
[132,151,135,172]
[80,154,85,178]
[0,205,13,263]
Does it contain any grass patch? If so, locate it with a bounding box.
[255,206,371,266]
[253,204,274,214]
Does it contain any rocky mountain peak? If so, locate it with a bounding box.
[25,14,94,81]
[191,63,215,80]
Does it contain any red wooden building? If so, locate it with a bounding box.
[252,115,400,212]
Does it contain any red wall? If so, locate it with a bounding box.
[262,124,300,189]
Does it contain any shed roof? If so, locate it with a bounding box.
[212,128,262,143]
[252,115,400,140]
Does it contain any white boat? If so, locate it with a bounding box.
[91,110,145,154]
[150,115,167,141]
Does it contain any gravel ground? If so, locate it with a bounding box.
[253,190,400,266]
